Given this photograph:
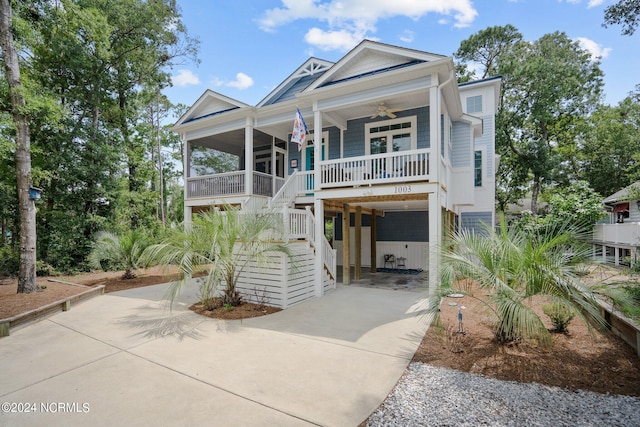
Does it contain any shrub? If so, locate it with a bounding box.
[542,303,576,333]
[0,245,19,277]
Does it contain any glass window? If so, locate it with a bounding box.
[474,150,482,187]
[392,133,411,152]
[370,137,387,154]
[467,95,483,114]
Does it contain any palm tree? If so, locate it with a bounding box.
[143,205,293,307]
[437,218,630,344]
[89,229,150,279]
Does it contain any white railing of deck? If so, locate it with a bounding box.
[593,223,640,246]
[297,170,314,194]
[274,176,285,195]
[187,171,246,198]
[281,206,336,280]
[319,148,430,188]
[253,171,273,196]
[186,171,276,199]
[269,172,299,209]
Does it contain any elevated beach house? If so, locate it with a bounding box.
[172,40,501,308]
[593,181,640,267]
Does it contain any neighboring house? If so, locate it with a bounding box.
[172,40,501,308]
[592,181,640,266]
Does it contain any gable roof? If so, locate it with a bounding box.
[257,58,334,107]
[603,181,640,205]
[304,40,445,92]
[173,90,251,127]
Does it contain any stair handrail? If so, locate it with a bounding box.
[269,170,299,209]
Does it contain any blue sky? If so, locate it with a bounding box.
[164,0,638,117]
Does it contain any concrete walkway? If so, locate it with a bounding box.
[0,281,431,427]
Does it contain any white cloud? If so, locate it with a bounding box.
[209,76,224,87]
[559,0,605,7]
[575,37,612,60]
[587,0,605,7]
[258,0,478,51]
[226,72,254,90]
[399,30,414,43]
[305,27,365,51]
[171,69,200,87]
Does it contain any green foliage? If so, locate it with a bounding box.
[190,146,238,176]
[0,245,19,277]
[0,0,197,275]
[143,206,294,308]
[542,303,576,333]
[578,95,640,196]
[544,181,606,229]
[510,181,605,235]
[457,27,604,212]
[437,218,614,345]
[89,229,151,279]
[604,0,640,35]
[454,24,522,80]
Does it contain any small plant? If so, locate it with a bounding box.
[542,303,575,333]
[40,285,47,290]
[222,288,242,307]
[223,303,233,312]
[444,324,467,354]
[251,286,271,310]
[201,297,221,311]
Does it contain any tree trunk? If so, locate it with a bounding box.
[156,92,166,226]
[0,0,38,293]
[531,174,540,216]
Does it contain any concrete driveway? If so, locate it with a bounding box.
[0,281,431,426]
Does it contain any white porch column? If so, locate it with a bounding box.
[429,75,441,183]
[245,117,253,195]
[313,105,322,191]
[314,198,324,297]
[182,134,193,231]
[428,191,442,297]
[184,206,193,230]
[183,134,190,198]
[271,137,276,196]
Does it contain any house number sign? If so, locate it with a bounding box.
[395,185,412,194]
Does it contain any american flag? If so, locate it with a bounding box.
[290,108,308,151]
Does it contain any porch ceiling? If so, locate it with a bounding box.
[257,91,429,143]
[324,194,429,215]
[190,128,273,154]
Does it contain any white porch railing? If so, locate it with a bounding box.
[319,148,430,188]
[269,172,300,209]
[282,206,337,281]
[593,223,640,246]
[186,171,274,199]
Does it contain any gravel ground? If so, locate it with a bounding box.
[367,363,640,427]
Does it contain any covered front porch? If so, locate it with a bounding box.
[317,183,450,296]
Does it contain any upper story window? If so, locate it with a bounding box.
[467,95,483,114]
[474,150,482,187]
[365,117,417,155]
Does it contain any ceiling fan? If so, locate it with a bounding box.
[370,102,401,119]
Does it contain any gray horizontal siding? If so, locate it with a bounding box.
[451,122,471,167]
[460,211,493,235]
[336,211,428,242]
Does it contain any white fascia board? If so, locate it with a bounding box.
[173,89,251,129]
[305,40,446,92]
[176,107,256,136]
[460,113,483,137]
[183,117,250,142]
